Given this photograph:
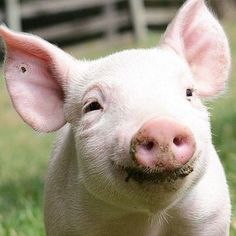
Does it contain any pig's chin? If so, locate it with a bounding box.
[111,156,196,185]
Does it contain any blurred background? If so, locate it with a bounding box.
[0,0,235,235]
[1,0,236,47]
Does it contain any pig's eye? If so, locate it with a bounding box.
[186,88,193,98]
[84,101,103,113]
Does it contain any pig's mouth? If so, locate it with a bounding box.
[112,157,196,184]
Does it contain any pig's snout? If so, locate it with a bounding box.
[130,118,196,171]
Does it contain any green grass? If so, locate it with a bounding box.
[0,23,236,235]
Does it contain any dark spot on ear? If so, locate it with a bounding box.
[21,66,27,73]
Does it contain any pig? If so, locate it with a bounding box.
[0,0,231,235]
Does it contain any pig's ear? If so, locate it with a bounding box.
[0,25,76,132]
[161,0,231,97]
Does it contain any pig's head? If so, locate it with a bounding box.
[1,0,230,214]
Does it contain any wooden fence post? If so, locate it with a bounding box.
[129,0,147,42]
[104,1,116,43]
[5,0,22,31]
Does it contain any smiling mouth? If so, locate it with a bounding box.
[112,158,195,184]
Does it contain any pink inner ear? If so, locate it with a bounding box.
[5,48,66,132]
[161,0,231,97]
[0,26,72,132]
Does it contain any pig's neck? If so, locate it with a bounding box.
[77,183,160,235]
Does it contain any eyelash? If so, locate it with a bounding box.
[83,101,103,114]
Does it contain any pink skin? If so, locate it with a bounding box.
[0,25,74,132]
[0,0,232,235]
[161,0,231,98]
[131,117,196,171]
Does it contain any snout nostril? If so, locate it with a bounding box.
[141,141,155,151]
[173,136,185,146]
[131,118,196,169]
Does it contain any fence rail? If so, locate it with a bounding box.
[1,0,181,45]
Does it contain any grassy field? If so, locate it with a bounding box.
[0,23,236,235]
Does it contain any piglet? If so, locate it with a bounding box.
[0,0,231,235]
